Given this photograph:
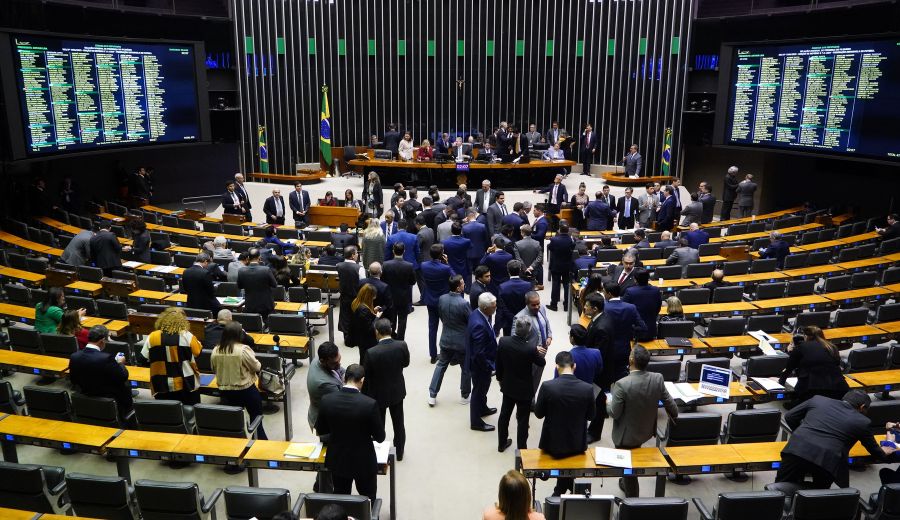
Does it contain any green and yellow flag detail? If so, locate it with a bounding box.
[660,128,672,176]
[320,86,333,166]
[258,125,269,173]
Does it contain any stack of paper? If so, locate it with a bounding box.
[751,377,785,392]
[304,303,324,314]
[149,265,178,273]
[123,261,144,268]
[665,382,705,403]
[783,377,799,390]
[283,442,323,459]
[748,330,779,356]
[594,447,633,468]
[373,441,391,464]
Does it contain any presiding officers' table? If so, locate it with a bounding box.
[516,448,670,498]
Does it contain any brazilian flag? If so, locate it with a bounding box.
[258,125,269,173]
[320,85,333,166]
[660,127,672,176]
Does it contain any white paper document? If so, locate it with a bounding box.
[373,441,391,464]
[149,265,177,273]
[751,377,785,392]
[783,377,799,390]
[594,447,633,468]
[303,303,324,314]
[665,382,704,403]
[122,261,144,268]
[748,330,778,356]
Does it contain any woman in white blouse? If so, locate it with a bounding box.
[398,132,414,161]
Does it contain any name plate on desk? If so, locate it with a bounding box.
[455,162,470,171]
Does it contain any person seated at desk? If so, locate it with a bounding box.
[416,139,434,161]
[702,269,732,301]
[877,214,900,241]
[653,230,677,250]
[141,307,203,405]
[262,225,295,255]
[778,325,849,406]
[320,191,338,207]
[684,222,710,249]
[759,231,791,269]
[36,287,82,334]
[451,137,472,162]
[58,309,89,350]
[317,244,343,266]
[659,296,685,323]
[775,390,892,489]
[343,189,365,213]
[202,309,256,350]
[69,325,133,419]
[542,142,565,161]
[211,321,268,440]
[482,470,546,520]
[397,132,414,161]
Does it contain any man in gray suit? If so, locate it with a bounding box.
[545,121,566,146]
[525,124,542,147]
[486,192,508,236]
[622,144,643,177]
[736,173,757,218]
[306,341,344,493]
[414,215,435,305]
[428,275,472,406]
[514,224,542,283]
[679,192,703,227]
[514,291,552,402]
[637,184,658,229]
[665,237,700,276]
[61,229,93,266]
[607,345,678,497]
[474,180,498,215]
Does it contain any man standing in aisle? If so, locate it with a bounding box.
[363,319,409,461]
[289,181,312,225]
[737,173,757,218]
[421,244,455,364]
[262,189,286,225]
[720,166,740,221]
[428,275,471,406]
[467,292,499,432]
[496,316,546,452]
[580,124,597,176]
[234,173,253,221]
[616,187,637,230]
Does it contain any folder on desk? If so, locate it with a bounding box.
[751,377,785,393]
[665,337,693,348]
[283,442,322,459]
[594,447,632,468]
[123,261,144,268]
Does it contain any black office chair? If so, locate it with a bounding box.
[685,357,731,382]
[693,491,785,520]
[0,461,70,514]
[300,493,381,520]
[556,494,614,519]
[783,253,808,269]
[97,299,129,320]
[860,483,900,520]
[223,486,302,520]
[857,243,877,259]
[4,283,31,305]
[722,260,750,276]
[25,257,48,274]
[794,311,831,329]
[150,251,172,266]
[685,263,716,279]
[867,401,900,436]
[232,312,265,333]
[596,249,623,263]
[28,288,48,308]
[636,247,662,260]
[822,275,852,293]
[728,224,748,236]
[215,282,240,297]
[267,314,307,335]
[646,360,682,382]
[653,265,684,280]
[786,279,816,297]
[111,269,136,281]
[799,230,821,245]
[788,488,861,520]
[134,480,222,520]
[39,333,78,358]
[747,314,785,333]
[616,497,689,519]
[173,254,196,269]
[721,409,782,444]
[876,304,900,324]
[140,303,170,314]
[851,271,879,289]
[755,282,786,300]
[678,288,711,305]
[193,404,262,439]
[837,247,860,263]
[8,326,43,354]
[66,472,140,520]
[133,400,196,434]
[223,223,245,236]
[845,346,890,373]
[881,238,900,256]
[706,317,747,337]
[72,393,132,428]
[833,307,869,328]
[712,286,744,303]
[750,258,778,273]
[65,294,98,315]
[698,243,721,257]
[202,222,224,234]
[137,275,167,292]
[0,380,25,415]
[272,286,286,302]
[658,320,696,339]
[737,355,789,379]
[76,265,104,282]
[24,386,72,421]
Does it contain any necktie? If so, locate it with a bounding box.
[275,198,282,217]
[483,193,489,213]
[501,204,507,216]
[537,313,547,347]
[619,270,628,284]
[585,133,590,147]
[625,198,631,218]
[298,192,305,212]
[552,185,558,203]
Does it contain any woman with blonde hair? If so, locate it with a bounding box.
[349,284,382,362]
[659,296,685,322]
[416,139,434,161]
[360,217,386,271]
[483,470,545,520]
[141,307,203,404]
[779,325,849,405]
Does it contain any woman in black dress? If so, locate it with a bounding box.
[778,325,849,405]
[349,283,382,362]
[569,182,589,231]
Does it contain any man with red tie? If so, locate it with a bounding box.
[580,124,597,176]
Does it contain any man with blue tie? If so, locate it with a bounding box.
[615,187,637,230]
[420,244,455,364]
[467,291,499,431]
[381,210,399,237]
[585,192,615,231]
[443,222,473,288]
[497,260,534,337]
[289,181,312,225]
[462,210,489,290]
[384,220,419,269]
[480,237,514,295]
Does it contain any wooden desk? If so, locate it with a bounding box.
[133,264,185,278]
[665,444,746,476]
[780,264,846,280]
[797,231,880,251]
[638,338,708,356]
[307,206,360,227]
[348,158,576,186]
[641,255,725,267]
[710,223,820,244]
[847,370,900,393]
[65,281,103,297]
[0,267,46,287]
[704,207,803,229]
[823,325,890,346]
[726,271,787,286]
[701,334,793,354]
[883,284,900,298]
[0,414,119,463]
[838,256,900,272]
[127,312,208,339]
[128,290,174,304]
[751,295,832,313]
[683,382,760,407]
[247,333,310,357]
[875,320,900,335]
[516,448,669,497]
[0,507,39,520]
[0,350,70,378]
[273,302,334,343]
[729,442,787,472]
[170,434,249,464]
[661,301,758,318]
[824,287,893,305]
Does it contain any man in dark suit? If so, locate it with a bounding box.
[573,244,597,274]
[656,186,677,231]
[262,189,286,225]
[289,182,312,225]
[337,246,363,343]
[414,215,435,303]
[315,364,386,501]
[362,319,410,460]
[382,124,401,157]
[545,121,565,146]
[359,262,393,320]
[579,124,598,176]
[502,203,527,242]
[547,222,575,312]
[699,183,716,224]
[877,214,900,241]
[429,275,472,405]
[233,173,252,221]
[463,211,490,289]
[496,316,547,451]
[222,181,245,216]
[68,325,133,418]
[615,187,638,230]
[435,132,452,154]
[486,192,508,236]
[653,230,678,250]
[467,291,499,431]
[537,174,569,208]
[602,281,647,382]
[384,221,418,269]
[760,231,791,269]
[585,193,615,231]
[443,222,473,287]
[317,245,342,266]
[622,269,662,341]
[182,252,221,314]
[237,248,277,320]
[776,390,889,489]
[331,223,357,251]
[89,224,124,275]
[583,294,614,441]
[421,244,455,363]
[622,144,643,177]
[480,238,515,295]
[534,350,596,496]
[684,222,710,249]
[382,243,416,340]
[721,166,740,221]
[419,197,440,231]
[474,180,498,215]
[608,251,639,292]
[736,173,757,218]
[470,265,492,310]
[497,260,533,336]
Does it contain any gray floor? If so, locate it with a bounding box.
[8,171,888,519]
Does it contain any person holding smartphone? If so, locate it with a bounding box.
[779,326,849,407]
[68,325,133,420]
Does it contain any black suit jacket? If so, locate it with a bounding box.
[496,335,547,401]
[222,191,244,214]
[89,230,122,270]
[547,234,576,274]
[182,264,221,314]
[315,387,386,478]
[382,258,416,309]
[262,196,287,225]
[359,277,393,315]
[534,374,595,457]
[336,261,361,303]
[383,131,401,155]
[331,232,358,251]
[363,338,410,406]
[237,264,277,314]
[69,347,132,413]
[585,313,614,359]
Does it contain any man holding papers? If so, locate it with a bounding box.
[607,345,678,497]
